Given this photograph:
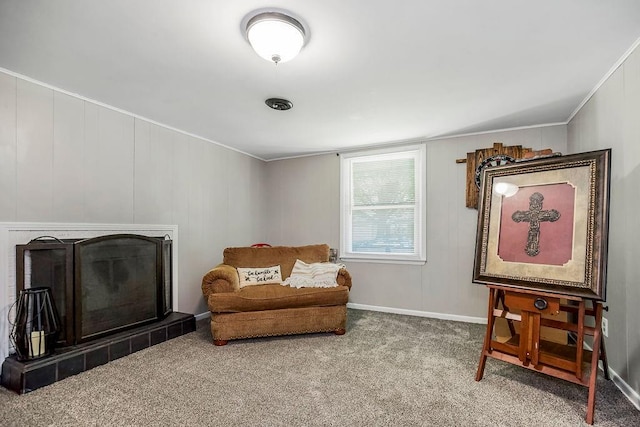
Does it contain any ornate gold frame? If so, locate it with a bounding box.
[473,149,611,300]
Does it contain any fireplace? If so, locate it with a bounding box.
[1,224,195,394]
[16,234,172,346]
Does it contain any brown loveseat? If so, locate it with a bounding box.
[201,244,352,345]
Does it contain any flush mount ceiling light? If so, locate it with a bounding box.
[245,11,306,64]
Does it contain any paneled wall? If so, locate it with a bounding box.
[0,71,268,316]
[568,44,640,403]
[265,125,567,320]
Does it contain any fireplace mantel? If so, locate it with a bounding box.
[0,223,179,362]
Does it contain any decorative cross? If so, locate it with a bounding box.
[511,192,560,256]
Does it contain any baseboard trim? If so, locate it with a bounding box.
[609,367,640,411]
[347,303,487,324]
[195,312,210,321]
[583,341,640,411]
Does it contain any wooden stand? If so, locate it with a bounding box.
[475,285,609,424]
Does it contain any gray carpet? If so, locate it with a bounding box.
[0,309,638,426]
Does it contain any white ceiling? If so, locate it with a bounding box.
[1,1,640,160]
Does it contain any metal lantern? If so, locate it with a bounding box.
[10,287,61,361]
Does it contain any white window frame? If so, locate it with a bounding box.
[340,144,426,264]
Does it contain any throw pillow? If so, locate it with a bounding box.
[237,265,282,288]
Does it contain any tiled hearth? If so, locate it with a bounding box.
[1,312,195,394]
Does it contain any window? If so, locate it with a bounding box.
[340,144,426,264]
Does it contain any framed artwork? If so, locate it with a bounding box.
[473,149,611,300]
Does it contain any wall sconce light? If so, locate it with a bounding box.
[245,11,307,64]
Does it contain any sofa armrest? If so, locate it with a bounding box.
[337,268,352,290]
[202,264,240,298]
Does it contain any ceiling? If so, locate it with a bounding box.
[1,1,640,161]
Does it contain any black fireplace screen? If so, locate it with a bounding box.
[76,237,158,340]
[17,234,172,346]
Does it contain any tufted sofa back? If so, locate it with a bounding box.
[223,244,329,280]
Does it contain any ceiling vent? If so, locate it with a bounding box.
[265,98,293,111]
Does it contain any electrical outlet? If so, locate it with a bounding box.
[602,317,609,337]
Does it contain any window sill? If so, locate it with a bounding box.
[339,257,426,266]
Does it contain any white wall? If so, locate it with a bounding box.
[265,125,567,320]
[568,44,640,402]
[0,70,268,316]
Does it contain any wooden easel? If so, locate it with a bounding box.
[476,285,609,425]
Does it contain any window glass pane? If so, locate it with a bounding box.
[352,208,415,253]
[353,158,415,206]
[341,144,425,263]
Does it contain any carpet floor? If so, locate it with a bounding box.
[0,309,638,426]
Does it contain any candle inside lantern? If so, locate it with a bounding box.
[30,330,45,357]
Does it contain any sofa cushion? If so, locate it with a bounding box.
[223,244,329,279]
[208,284,349,313]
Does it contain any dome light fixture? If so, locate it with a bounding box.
[245,11,306,64]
